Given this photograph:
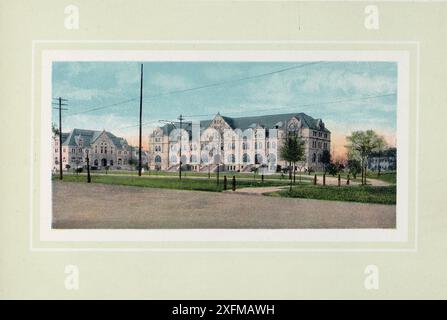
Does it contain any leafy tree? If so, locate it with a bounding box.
[128,157,137,170]
[327,162,338,176]
[347,159,361,179]
[321,149,331,173]
[375,138,386,176]
[346,130,386,185]
[52,123,59,136]
[280,134,305,191]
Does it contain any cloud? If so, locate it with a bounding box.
[150,73,192,92]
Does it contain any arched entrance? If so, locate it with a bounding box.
[101,158,107,167]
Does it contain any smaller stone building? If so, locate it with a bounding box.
[52,128,141,171]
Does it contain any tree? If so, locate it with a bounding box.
[280,134,305,191]
[321,149,331,173]
[327,162,338,176]
[346,130,386,185]
[375,138,386,176]
[347,159,361,179]
[128,157,137,170]
[51,122,59,136]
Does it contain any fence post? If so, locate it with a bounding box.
[338,174,341,187]
[347,174,350,185]
[314,174,317,185]
[223,176,227,191]
[323,173,326,186]
[232,176,236,191]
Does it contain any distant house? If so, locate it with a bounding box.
[368,147,396,172]
[52,128,145,171]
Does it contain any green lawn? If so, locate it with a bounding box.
[54,174,294,192]
[65,169,313,181]
[313,171,396,185]
[267,184,396,205]
[366,171,396,184]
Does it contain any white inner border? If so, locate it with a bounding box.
[37,49,411,244]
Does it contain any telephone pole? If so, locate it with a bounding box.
[138,64,144,177]
[178,114,184,180]
[52,97,68,180]
[158,117,191,180]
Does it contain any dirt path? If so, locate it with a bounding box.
[52,181,396,229]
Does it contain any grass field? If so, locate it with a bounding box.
[314,171,396,185]
[366,171,396,184]
[64,169,314,181]
[267,184,396,204]
[55,174,294,192]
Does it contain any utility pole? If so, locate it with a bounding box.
[52,97,68,180]
[158,118,191,180]
[86,149,91,183]
[178,114,184,180]
[216,135,221,185]
[138,64,143,177]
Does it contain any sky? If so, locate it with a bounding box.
[52,60,397,159]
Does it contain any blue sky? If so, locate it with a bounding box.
[52,61,397,156]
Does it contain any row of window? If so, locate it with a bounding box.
[311,141,328,150]
[312,131,328,139]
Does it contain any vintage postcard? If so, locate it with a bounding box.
[1,0,445,301]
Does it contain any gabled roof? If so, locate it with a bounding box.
[61,128,128,149]
[201,112,330,132]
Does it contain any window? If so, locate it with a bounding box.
[72,148,76,153]
[111,147,113,154]
[100,147,103,153]
[104,147,107,154]
[55,148,58,153]
[324,133,327,138]
[319,132,322,137]
[313,131,317,137]
[312,153,316,163]
[243,153,250,163]
[95,146,98,153]
[110,160,113,166]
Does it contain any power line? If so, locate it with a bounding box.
[141,61,324,101]
[65,98,138,116]
[116,91,396,132]
[183,92,397,119]
[62,62,324,117]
